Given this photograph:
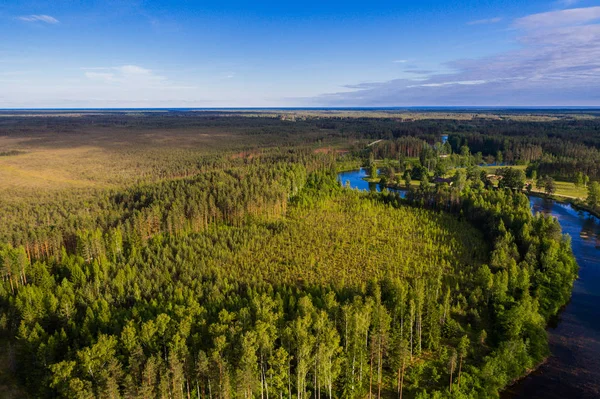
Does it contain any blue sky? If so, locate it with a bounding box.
[1,0,600,107]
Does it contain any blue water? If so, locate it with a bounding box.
[337,168,406,198]
[505,198,600,399]
[338,170,600,398]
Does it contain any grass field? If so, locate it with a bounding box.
[0,115,359,202]
[530,180,589,199]
[471,165,589,199]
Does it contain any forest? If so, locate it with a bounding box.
[0,110,589,398]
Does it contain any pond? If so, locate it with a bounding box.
[337,168,406,198]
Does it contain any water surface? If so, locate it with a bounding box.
[337,168,406,197]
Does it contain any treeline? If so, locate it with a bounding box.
[3,113,600,180]
[404,166,577,324]
[350,117,600,180]
[0,150,333,262]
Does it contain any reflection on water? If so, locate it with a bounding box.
[337,168,406,198]
[338,168,379,192]
[504,197,600,399]
[338,171,600,398]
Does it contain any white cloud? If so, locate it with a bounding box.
[0,63,203,108]
[514,7,600,29]
[117,65,152,76]
[17,15,59,24]
[392,59,408,63]
[83,65,167,85]
[408,80,488,88]
[467,17,502,25]
[314,6,600,106]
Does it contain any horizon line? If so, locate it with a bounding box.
[1,106,600,111]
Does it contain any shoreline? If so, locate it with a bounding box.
[500,357,550,397]
[362,172,600,220]
[345,171,579,398]
[527,191,600,219]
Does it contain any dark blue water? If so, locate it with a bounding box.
[338,170,600,398]
[504,198,600,399]
[337,168,406,197]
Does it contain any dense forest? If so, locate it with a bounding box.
[0,111,587,398]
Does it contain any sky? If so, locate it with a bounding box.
[1,0,600,107]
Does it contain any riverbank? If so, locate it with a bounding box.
[527,191,600,219]
[340,169,596,399]
[502,357,550,396]
[365,172,600,220]
[504,196,600,399]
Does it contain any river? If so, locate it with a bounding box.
[338,169,600,398]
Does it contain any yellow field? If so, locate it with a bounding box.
[0,126,273,200]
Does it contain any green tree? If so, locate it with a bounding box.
[314,310,342,399]
[391,337,409,399]
[448,349,457,393]
[452,169,467,192]
[293,297,315,399]
[587,181,600,209]
[536,177,544,190]
[496,151,503,165]
[497,168,525,191]
[460,145,470,157]
[544,176,556,196]
[341,298,372,399]
[403,170,412,189]
[195,351,210,399]
[457,335,470,390]
[238,331,259,399]
[575,171,583,187]
[419,146,438,172]
[369,164,378,179]
[77,334,118,382]
[526,183,533,195]
[370,296,391,399]
[269,347,290,399]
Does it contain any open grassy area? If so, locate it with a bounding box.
[0,114,359,203]
[530,180,589,199]
[467,165,588,199]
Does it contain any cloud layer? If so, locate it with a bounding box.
[83,65,166,85]
[514,6,600,28]
[317,7,600,106]
[17,15,59,24]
